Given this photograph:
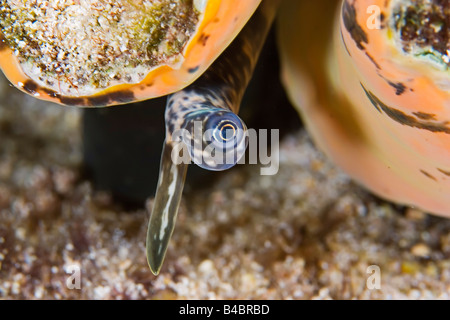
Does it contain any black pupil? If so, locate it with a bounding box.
[218,122,236,141]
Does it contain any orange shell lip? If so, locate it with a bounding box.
[340,0,449,115]
[278,0,450,217]
[335,0,450,217]
[0,0,262,107]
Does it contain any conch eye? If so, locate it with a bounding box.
[181,109,248,171]
[0,1,263,106]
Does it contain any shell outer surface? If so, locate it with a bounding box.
[0,0,262,107]
[279,0,450,217]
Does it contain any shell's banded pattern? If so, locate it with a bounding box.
[279,0,450,217]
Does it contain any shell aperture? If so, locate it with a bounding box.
[146,0,280,275]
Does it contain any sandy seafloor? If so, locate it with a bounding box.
[0,73,449,300]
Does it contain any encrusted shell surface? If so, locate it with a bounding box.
[0,0,261,106]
